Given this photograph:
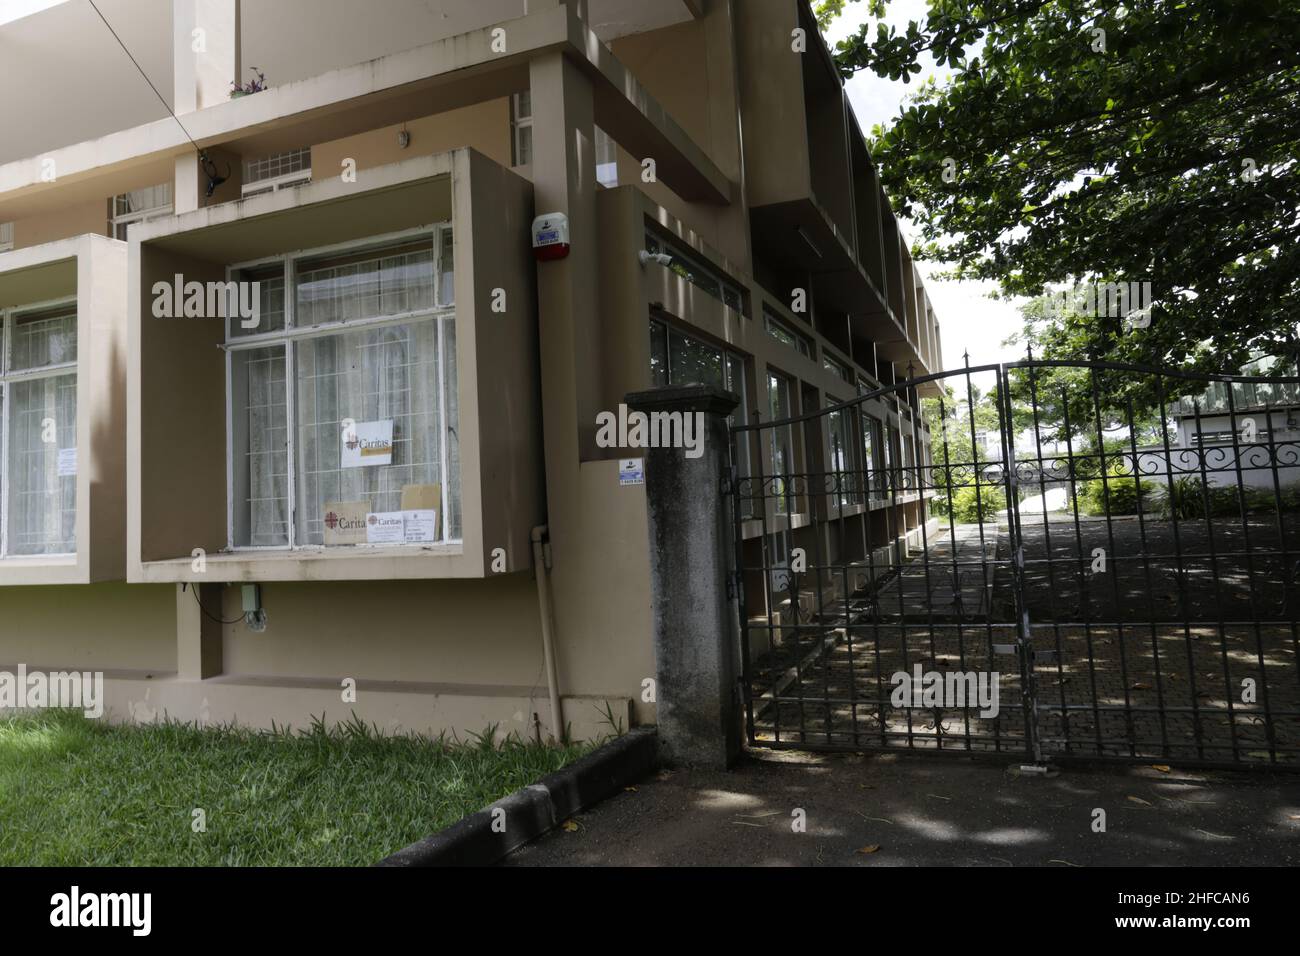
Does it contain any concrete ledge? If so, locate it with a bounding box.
[376,727,658,867]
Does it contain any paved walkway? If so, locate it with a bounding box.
[874,522,999,622]
[502,749,1300,866]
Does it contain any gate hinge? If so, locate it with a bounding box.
[726,569,743,600]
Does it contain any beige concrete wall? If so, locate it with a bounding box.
[311,99,512,180]
[609,4,750,271]
[217,575,544,685]
[133,245,227,563]
[13,200,107,249]
[0,583,176,672]
[735,0,810,209]
[80,238,131,582]
[459,150,544,573]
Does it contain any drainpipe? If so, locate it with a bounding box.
[530,525,564,742]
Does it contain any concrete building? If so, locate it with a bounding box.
[0,0,941,742]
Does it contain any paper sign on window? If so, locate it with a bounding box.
[342,419,393,468]
[323,501,370,546]
[57,447,77,477]
[403,510,439,543]
[365,512,405,544]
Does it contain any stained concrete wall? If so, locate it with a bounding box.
[0,583,176,672]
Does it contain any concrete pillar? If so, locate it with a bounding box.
[527,48,597,715]
[625,384,741,768]
[529,51,601,462]
[176,583,224,680]
[174,0,241,114]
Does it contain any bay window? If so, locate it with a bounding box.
[226,227,459,550]
[1,300,78,556]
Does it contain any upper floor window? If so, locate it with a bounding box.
[242,147,312,198]
[511,89,615,186]
[111,184,172,240]
[0,222,13,252]
[823,351,853,385]
[595,126,618,188]
[649,318,752,511]
[645,229,744,313]
[767,370,796,513]
[226,227,459,551]
[1,300,78,556]
[763,306,811,358]
[511,92,533,167]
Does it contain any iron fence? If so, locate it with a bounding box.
[727,358,1300,768]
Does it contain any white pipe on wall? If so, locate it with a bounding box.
[530,524,563,742]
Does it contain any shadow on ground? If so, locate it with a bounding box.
[502,749,1300,866]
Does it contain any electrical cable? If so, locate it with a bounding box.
[184,582,245,625]
[86,0,203,156]
[87,0,231,197]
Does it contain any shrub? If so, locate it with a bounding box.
[1157,478,1300,519]
[1075,462,1154,516]
[934,483,1006,523]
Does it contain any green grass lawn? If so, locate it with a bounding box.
[0,710,590,866]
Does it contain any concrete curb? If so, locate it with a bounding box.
[375,726,659,867]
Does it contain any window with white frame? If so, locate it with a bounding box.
[645,229,745,313]
[763,306,812,357]
[648,317,752,512]
[767,370,795,514]
[595,126,618,188]
[823,351,853,385]
[242,147,312,198]
[225,226,459,550]
[861,412,883,499]
[0,300,78,556]
[0,222,13,252]
[511,92,533,167]
[111,184,173,240]
[827,398,855,506]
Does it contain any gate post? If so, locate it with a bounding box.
[625,384,741,769]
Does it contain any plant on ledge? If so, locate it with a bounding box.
[230,67,266,98]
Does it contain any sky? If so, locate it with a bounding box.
[0,0,67,27]
[822,0,1027,374]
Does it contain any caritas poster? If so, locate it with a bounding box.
[341,419,393,468]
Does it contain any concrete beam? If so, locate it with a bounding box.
[0,3,732,216]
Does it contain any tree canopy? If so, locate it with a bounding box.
[820,0,1300,375]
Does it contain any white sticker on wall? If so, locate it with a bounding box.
[342,420,394,468]
[57,447,77,477]
[365,512,405,544]
[619,458,644,486]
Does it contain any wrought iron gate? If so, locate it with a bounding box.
[727,358,1300,768]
